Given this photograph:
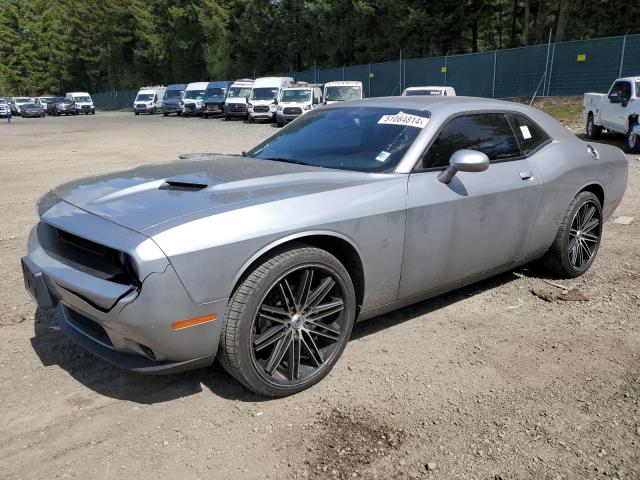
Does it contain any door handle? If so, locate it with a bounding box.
[587,144,599,160]
[520,171,534,181]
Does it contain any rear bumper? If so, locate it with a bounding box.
[22,207,225,374]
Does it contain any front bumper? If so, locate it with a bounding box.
[204,102,224,115]
[162,103,182,114]
[22,203,225,374]
[22,111,44,117]
[134,105,155,114]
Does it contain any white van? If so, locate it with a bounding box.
[402,86,456,96]
[224,79,254,121]
[133,86,166,115]
[66,92,95,114]
[275,83,323,127]
[181,82,208,116]
[248,76,294,122]
[323,81,363,104]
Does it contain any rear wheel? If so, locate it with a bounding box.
[542,191,602,278]
[219,246,356,397]
[626,122,639,154]
[586,114,602,140]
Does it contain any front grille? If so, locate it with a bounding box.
[184,104,196,111]
[135,103,146,108]
[283,107,302,115]
[229,104,246,113]
[65,308,113,347]
[206,104,221,111]
[254,105,269,113]
[81,105,90,109]
[38,222,134,284]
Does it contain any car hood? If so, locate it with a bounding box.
[205,96,226,103]
[50,154,381,233]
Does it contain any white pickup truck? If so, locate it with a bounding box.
[583,76,640,153]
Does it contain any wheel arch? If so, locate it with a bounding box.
[577,182,605,207]
[628,113,638,129]
[230,231,366,313]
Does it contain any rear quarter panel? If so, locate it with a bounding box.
[527,139,627,254]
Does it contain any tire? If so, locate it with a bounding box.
[277,120,284,128]
[163,113,168,117]
[542,191,603,278]
[586,114,602,140]
[625,122,639,154]
[219,245,356,397]
[135,112,139,115]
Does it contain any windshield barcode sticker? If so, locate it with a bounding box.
[378,112,428,129]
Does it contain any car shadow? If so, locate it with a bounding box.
[30,270,519,404]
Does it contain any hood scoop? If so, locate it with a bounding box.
[160,180,208,191]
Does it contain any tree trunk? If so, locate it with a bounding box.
[510,0,518,47]
[523,0,530,46]
[555,0,569,43]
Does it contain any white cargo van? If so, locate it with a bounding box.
[247,77,294,122]
[66,92,95,114]
[275,83,323,127]
[323,81,363,104]
[133,86,166,114]
[224,79,254,121]
[181,82,208,116]
[402,86,456,96]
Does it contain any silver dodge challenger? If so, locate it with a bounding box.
[22,97,628,397]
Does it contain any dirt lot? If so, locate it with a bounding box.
[1,109,639,480]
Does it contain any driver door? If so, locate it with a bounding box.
[399,112,543,299]
[602,81,631,132]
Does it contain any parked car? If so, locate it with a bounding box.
[248,76,294,122]
[0,99,10,118]
[133,86,166,115]
[13,97,34,115]
[162,84,186,117]
[583,76,640,153]
[323,81,363,104]
[22,96,628,397]
[181,82,208,116]
[203,81,233,118]
[275,83,323,127]
[37,96,54,108]
[20,102,46,118]
[402,86,456,96]
[47,97,76,116]
[66,92,95,115]
[223,78,254,120]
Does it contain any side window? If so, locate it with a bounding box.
[507,113,550,155]
[423,113,521,169]
[619,82,631,102]
[609,81,628,101]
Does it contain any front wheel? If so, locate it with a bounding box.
[542,191,602,278]
[626,122,639,154]
[219,246,356,397]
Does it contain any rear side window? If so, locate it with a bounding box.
[422,113,521,169]
[507,113,550,155]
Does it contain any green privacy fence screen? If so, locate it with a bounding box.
[93,34,640,109]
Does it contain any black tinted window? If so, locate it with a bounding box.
[507,113,550,155]
[423,113,521,169]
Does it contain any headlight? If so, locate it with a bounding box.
[303,105,311,110]
[277,106,283,111]
[247,102,253,108]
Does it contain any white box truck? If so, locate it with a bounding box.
[133,86,166,115]
[66,92,95,114]
[323,81,363,104]
[181,82,208,116]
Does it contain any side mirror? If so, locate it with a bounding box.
[609,92,621,104]
[273,98,278,105]
[437,149,489,184]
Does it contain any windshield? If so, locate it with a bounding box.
[24,103,38,107]
[228,86,252,98]
[281,90,311,103]
[54,97,71,104]
[205,87,226,97]
[251,87,278,100]
[247,107,429,173]
[15,98,32,103]
[405,89,443,96]
[75,96,91,102]
[164,90,183,100]
[136,93,154,101]
[324,86,362,102]
[184,90,206,100]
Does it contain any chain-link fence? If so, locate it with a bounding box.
[93,34,640,109]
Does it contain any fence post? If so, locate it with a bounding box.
[619,34,627,78]
[443,53,448,86]
[342,65,345,81]
[546,43,556,96]
[368,64,372,97]
[492,50,497,98]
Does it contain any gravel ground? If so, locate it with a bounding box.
[1,111,639,480]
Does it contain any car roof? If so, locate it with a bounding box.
[405,86,450,90]
[619,76,640,82]
[207,81,232,88]
[325,81,363,86]
[186,82,208,89]
[166,84,187,90]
